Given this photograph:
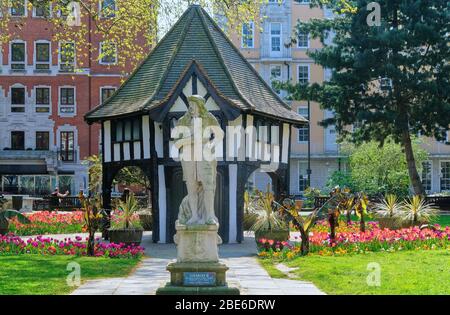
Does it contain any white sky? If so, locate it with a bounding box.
[157,0,216,39]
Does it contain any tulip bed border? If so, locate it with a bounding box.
[257,221,450,260]
[0,234,144,259]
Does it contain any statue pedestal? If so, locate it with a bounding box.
[156,223,240,295]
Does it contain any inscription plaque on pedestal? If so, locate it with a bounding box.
[183,272,216,286]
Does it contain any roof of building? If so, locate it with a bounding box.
[85,5,307,125]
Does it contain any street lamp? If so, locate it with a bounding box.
[307,98,312,188]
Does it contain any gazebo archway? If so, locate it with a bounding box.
[164,165,229,243]
[101,159,158,241]
[112,166,152,209]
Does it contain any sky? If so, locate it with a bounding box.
[157,0,216,39]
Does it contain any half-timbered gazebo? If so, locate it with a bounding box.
[85,5,307,243]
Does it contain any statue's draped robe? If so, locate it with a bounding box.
[176,105,221,225]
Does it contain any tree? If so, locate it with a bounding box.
[114,167,150,192]
[284,0,450,195]
[114,166,152,207]
[0,0,265,75]
[339,138,428,198]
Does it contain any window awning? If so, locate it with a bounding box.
[0,164,48,175]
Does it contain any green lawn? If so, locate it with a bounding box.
[434,215,450,226]
[261,250,450,294]
[0,255,141,295]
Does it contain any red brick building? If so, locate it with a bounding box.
[0,1,148,198]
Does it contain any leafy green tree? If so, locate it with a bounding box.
[283,0,450,195]
[326,170,356,192]
[339,138,428,197]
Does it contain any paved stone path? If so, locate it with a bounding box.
[59,232,324,295]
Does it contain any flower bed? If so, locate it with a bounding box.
[0,235,144,259]
[9,211,85,236]
[258,220,450,260]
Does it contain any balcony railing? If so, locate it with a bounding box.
[58,150,77,163]
[0,149,57,160]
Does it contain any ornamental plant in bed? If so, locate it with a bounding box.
[0,234,144,258]
[8,211,85,236]
[258,220,450,260]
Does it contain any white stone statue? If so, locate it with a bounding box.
[174,95,224,226]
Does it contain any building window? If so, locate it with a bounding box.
[10,0,26,17]
[58,175,74,194]
[101,87,116,103]
[298,107,309,142]
[241,22,254,48]
[57,0,71,18]
[421,161,432,193]
[297,31,309,48]
[60,131,75,162]
[11,131,25,150]
[33,0,51,17]
[35,175,52,195]
[440,161,450,191]
[113,118,141,142]
[36,131,50,150]
[298,161,308,193]
[99,42,117,65]
[35,42,50,70]
[270,23,281,52]
[1,175,56,195]
[100,0,117,18]
[2,176,19,194]
[59,42,75,72]
[270,65,282,94]
[298,64,309,84]
[11,42,26,70]
[11,87,26,113]
[35,87,50,113]
[59,87,75,115]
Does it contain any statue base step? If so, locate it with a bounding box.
[156,262,240,295]
[156,222,239,295]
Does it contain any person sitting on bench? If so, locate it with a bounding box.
[50,187,69,210]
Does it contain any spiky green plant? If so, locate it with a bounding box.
[374,194,402,219]
[247,189,287,232]
[0,210,30,224]
[399,195,439,225]
[116,193,141,229]
[0,195,31,235]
